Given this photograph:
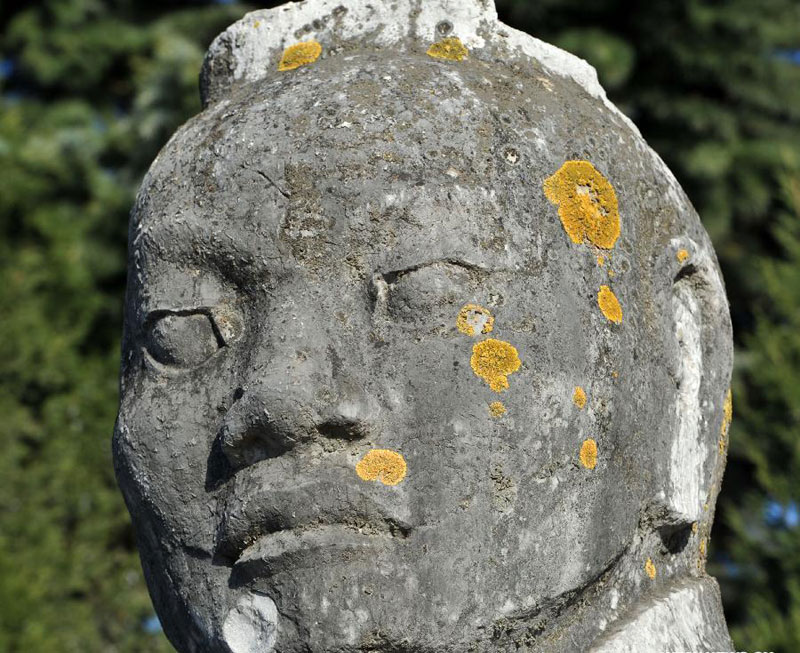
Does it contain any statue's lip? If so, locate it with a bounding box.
[230,523,405,579]
[215,482,413,563]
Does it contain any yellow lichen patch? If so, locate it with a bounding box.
[355,449,407,486]
[722,389,733,435]
[676,248,690,264]
[645,558,657,579]
[572,386,587,409]
[597,285,623,324]
[253,20,261,29]
[698,537,709,571]
[457,304,494,336]
[611,370,619,379]
[692,521,699,534]
[543,160,621,249]
[719,389,733,454]
[579,438,598,469]
[278,40,322,71]
[489,401,506,417]
[426,37,469,61]
[596,254,606,266]
[471,339,522,392]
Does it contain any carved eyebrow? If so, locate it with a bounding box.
[376,258,490,284]
[139,218,280,287]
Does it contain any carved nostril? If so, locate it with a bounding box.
[219,404,300,470]
[316,417,369,441]
[219,388,375,471]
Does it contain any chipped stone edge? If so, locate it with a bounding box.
[222,593,279,653]
[590,577,733,652]
[670,275,705,521]
[199,0,641,139]
[666,235,729,524]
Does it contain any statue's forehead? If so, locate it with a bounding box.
[136,143,539,279]
[142,49,634,228]
[132,51,676,303]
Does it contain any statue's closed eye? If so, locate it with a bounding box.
[371,260,488,326]
[144,311,225,368]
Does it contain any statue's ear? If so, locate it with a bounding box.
[661,239,733,525]
[199,0,499,108]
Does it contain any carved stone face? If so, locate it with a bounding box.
[114,49,732,652]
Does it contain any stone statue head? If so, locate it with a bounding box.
[113,1,734,651]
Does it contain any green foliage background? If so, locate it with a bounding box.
[1,0,798,650]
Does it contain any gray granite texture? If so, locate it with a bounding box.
[113,1,734,651]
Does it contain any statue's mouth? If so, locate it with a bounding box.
[214,480,414,574]
[230,522,408,580]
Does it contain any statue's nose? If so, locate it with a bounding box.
[218,381,374,472]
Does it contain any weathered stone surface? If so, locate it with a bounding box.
[591,578,732,652]
[113,1,734,651]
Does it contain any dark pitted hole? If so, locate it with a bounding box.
[658,522,693,554]
[317,418,368,441]
[674,263,699,284]
[436,20,453,35]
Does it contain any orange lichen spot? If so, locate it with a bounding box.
[597,285,623,324]
[457,304,494,336]
[719,389,733,454]
[471,339,522,392]
[278,40,322,71]
[699,538,707,557]
[722,389,733,435]
[579,438,598,469]
[645,558,657,579]
[596,254,606,266]
[676,248,690,264]
[572,386,587,409]
[426,37,469,61]
[489,401,506,417]
[543,160,621,249]
[356,449,407,486]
